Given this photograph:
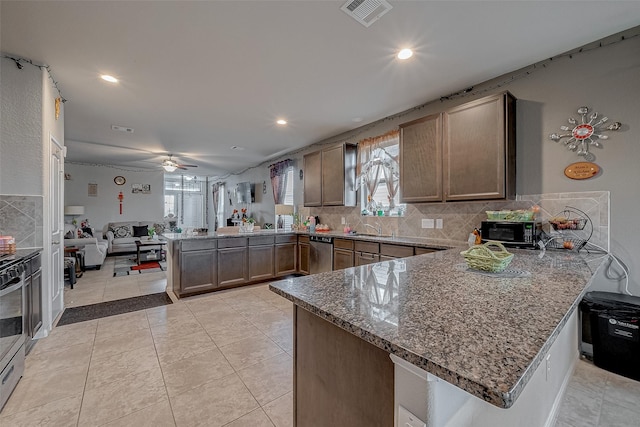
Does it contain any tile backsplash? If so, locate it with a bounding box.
[304,191,609,250]
[0,195,44,248]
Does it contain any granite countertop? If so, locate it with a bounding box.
[162,230,458,250]
[269,248,606,408]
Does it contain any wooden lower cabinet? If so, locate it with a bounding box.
[333,248,354,270]
[355,251,380,266]
[249,245,275,281]
[294,306,394,426]
[298,243,310,275]
[218,247,248,287]
[275,243,297,276]
[180,249,218,294]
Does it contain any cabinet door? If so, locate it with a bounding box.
[321,145,345,206]
[276,243,297,276]
[399,113,443,202]
[30,270,43,336]
[304,151,322,206]
[298,243,310,275]
[218,247,248,287]
[181,250,217,294]
[443,93,514,200]
[355,252,380,266]
[333,249,354,271]
[249,245,275,281]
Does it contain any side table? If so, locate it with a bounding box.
[64,247,85,278]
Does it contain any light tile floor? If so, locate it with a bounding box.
[554,358,640,427]
[3,256,639,426]
[1,258,294,426]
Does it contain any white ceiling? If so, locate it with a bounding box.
[2,1,639,176]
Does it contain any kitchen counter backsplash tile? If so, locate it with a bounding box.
[306,191,609,247]
[270,248,605,408]
[0,195,44,248]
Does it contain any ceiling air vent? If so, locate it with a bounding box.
[111,125,134,133]
[341,0,392,27]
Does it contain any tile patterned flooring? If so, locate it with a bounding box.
[1,257,293,426]
[2,256,639,426]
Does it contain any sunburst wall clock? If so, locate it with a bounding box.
[549,106,621,161]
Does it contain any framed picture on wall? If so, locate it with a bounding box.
[88,183,98,197]
[132,183,151,194]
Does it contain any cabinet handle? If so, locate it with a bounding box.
[52,241,60,245]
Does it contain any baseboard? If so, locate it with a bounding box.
[544,351,579,427]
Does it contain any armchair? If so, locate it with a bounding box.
[63,237,108,269]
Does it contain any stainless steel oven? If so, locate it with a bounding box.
[0,257,26,412]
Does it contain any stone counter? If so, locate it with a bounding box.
[269,248,605,409]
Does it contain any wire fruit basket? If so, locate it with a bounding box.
[545,207,593,251]
[460,241,514,273]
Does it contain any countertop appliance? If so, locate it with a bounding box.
[0,254,26,411]
[481,220,542,249]
[309,235,333,274]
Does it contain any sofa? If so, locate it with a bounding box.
[64,237,108,269]
[103,221,167,254]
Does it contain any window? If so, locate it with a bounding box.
[358,132,405,216]
[164,176,207,228]
[276,168,295,230]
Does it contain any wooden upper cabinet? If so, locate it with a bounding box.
[443,92,516,201]
[303,151,322,207]
[304,144,356,207]
[399,113,443,203]
[398,91,515,203]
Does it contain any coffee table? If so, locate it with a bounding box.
[135,240,167,265]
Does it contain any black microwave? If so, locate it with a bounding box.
[481,221,542,248]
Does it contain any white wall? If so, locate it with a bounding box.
[0,57,44,194]
[219,27,640,295]
[64,163,165,233]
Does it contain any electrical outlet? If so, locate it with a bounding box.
[421,218,434,229]
[546,353,551,381]
[398,406,426,427]
[436,218,443,229]
[341,217,346,225]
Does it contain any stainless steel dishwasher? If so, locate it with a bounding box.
[309,235,333,274]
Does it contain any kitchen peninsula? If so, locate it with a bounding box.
[162,231,453,298]
[269,248,605,427]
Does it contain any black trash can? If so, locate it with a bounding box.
[580,291,640,381]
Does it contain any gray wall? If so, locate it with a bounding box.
[0,57,44,194]
[64,163,165,234]
[219,27,640,295]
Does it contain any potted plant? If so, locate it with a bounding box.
[147,226,156,240]
[240,217,256,232]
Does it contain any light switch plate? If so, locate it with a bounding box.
[341,217,346,225]
[421,218,434,229]
[435,218,443,229]
[398,405,426,427]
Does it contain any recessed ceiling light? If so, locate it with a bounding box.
[276,119,288,125]
[101,74,118,83]
[397,49,413,60]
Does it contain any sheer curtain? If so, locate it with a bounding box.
[270,159,293,204]
[212,182,222,230]
[357,130,399,211]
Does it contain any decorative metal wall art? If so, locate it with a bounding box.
[549,106,620,161]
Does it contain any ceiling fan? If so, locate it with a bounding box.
[162,155,198,172]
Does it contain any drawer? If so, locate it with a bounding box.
[217,237,247,249]
[276,234,297,244]
[379,244,414,258]
[298,235,310,244]
[249,236,275,246]
[354,240,379,254]
[181,239,217,251]
[415,247,438,255]
[333,238,354,250]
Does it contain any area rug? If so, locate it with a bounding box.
[113,255,167,277]
[56,292,173,326]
